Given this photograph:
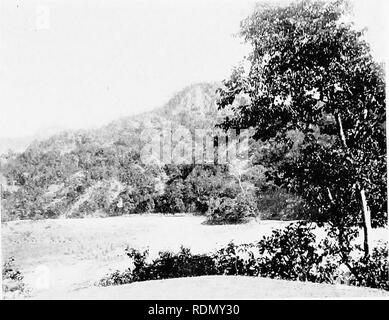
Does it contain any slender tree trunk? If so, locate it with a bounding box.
[238,176,245,195]
[360,188,372,257]
[336,113,371,257]
[337,114,348,148]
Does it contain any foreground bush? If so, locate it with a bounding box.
[2,258,29,298]
[99,246,217,286]
[99,223,388,291]
[206,193,257,224]
[257,189,305,221]
[255,223,338,283]
[348,242,389,291]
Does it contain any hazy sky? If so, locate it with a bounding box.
[0,0,387,139]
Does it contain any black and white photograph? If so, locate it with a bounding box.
[0,0,388,302]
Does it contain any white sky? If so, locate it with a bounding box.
[0,0,387,139]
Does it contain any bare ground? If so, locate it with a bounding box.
[2,214,388,299]
[36,276,388,300]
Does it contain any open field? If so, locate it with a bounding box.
[2,214,388,299]
[45,276,389,299]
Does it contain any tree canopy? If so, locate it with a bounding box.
[217,0,386,256]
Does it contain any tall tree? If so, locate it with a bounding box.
[217,0,386,257]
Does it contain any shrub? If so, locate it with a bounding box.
[235,193,258,218]
[343,242,389,290]
[98,269,133,287]
[313,238,389,290]
[98,223,388,291]
[2,257,29,298]
[258,189,305,220]
[154,186,186,213]
[206,193,257,224]
[255,223,338,282]
[148,247,217,279]
[98,246,217,286]
[213,242,258,276]
[213,223,338,283]
[206,197,237,224]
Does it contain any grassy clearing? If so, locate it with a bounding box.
[2,214,387,299]
[42,275,388,300]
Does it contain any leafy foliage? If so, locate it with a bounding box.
[348,243,389,290]
[257,188,305,220]
[2,257,29,298]
[99,246,217,286]
[206,192,257,224]
[1,80,302,223]
[255,223,337,282]
[217,0,386,256]
[99,223,388,291]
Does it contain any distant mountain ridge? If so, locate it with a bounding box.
[0,125,67,155]
[1,82,249,221]
[18,82,222,155]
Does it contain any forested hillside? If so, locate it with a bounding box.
[0,82,299,221]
